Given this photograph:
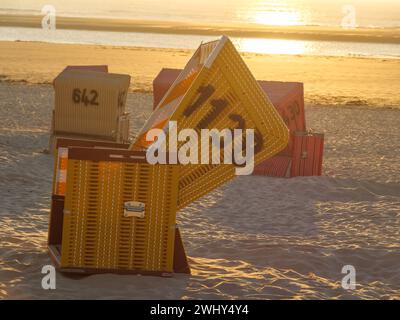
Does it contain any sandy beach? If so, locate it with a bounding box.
[0,36,399,299]
[1,0,400,303]
[1,41,400,107]
[0,77,399,299]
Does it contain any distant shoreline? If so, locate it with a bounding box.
[0,40,399,108]
[1,14,400,44]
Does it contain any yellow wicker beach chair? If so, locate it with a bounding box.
[48,36,288,276]
[49,139,189,275]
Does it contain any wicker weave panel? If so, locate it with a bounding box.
[61,155,178,273]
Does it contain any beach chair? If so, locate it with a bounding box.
[49,138,191,275]
[48,36,288,275]
[153,68,324,178]
[49,68,131,152]
[253,83,324,177]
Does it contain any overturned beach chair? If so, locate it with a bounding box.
[154,68,324,178]
[48,36,289,275]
